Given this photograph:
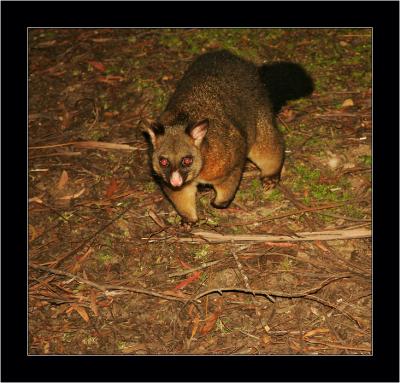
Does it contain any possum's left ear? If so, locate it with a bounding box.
[144,121,165,146]
[186,119,208,147]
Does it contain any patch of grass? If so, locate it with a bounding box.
[96,250,115,265]
[231,225,247,234]
[293,164,320,183]
[205,217,220,226]
[82,336,98,346]
[237,178,264,202]
[280,257,293,271]
[266,188,283,202]
[143,182,157,193]
[116,340,127,350]
[342,204,366,219]
[159,34,183,50]
[290,163,352,204]
[153,87,168,110]
[216,318,232,334]
[193,244,210,261]
[166,214,181,226]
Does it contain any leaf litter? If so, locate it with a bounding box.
[29,28,371,355]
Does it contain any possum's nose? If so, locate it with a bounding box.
[170,170,183,187]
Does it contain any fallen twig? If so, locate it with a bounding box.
[29,151,82,159]
[302,294,361,327]
[29,141,145,151]
[174,227,371,244]
[193,273,351,301]
[30,264,359,325]
[168,260,221,277]
[303,339,370,352]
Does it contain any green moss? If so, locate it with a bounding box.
[96,250,115,265]
[266,188,282,202]
[159,34,183,49]
[237,178,264,202]
[144,182,157,193]
[193,245,210,261]
[280,257,293,271]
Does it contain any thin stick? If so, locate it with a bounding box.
[168,260,221,277]
[29,141,144,151]
[301,295,361,327]
[303,340,370,352]
[193,273,352,301]
[174,227,371,244]
[29,151,82,159]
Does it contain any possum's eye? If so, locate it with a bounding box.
[159,157,169,168]
[181,156,193,167]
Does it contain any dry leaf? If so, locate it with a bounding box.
[264,241,297,248]
[29,196,43,204]
[96,75,125,85]
[341,98,354,108]
[29,224,37,242]
[120,343,147,354]
[190,315,201,339]
[262,335,271,344]
[74,305,90,322]
[174,271,201,290]
[304,327,330,338]
[76,247,94,263]
[314,241,329,252]
[58,188,86,200]
[280,109,296,122]
[88,60,106,72]
[289,339,302,352]
[148,209,166,228]
[177,258,193,270]
[58,170,68,189]
[200,312,219,335]
[105,178,119,198]
[90,290,99,317]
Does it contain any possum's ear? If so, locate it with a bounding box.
[144,122,165,146]
[186,119,208,147]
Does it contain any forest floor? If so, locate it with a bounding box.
[28,28,372,355]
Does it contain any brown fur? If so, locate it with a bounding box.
[144,50,312,223]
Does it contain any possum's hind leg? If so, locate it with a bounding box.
[248,113,285,191]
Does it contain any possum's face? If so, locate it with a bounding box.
[146,119,208,188]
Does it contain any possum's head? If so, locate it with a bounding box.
[145,119,208,188]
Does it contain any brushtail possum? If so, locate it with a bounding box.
[145,50,313,223]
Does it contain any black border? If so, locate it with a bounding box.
[2,1,399,382]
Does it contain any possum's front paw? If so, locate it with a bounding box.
[261,174,281,191]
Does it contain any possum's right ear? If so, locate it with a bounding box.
[143,121,165,146]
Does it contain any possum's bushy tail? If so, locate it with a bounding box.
[259,62,314,114]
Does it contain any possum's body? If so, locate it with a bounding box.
[145,50,313,223]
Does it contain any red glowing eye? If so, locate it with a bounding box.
[182,157,193,166]
[159,158,169,167]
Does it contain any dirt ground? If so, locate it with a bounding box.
[28,28,372,355]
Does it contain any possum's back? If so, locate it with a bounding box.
[165,50,269,121]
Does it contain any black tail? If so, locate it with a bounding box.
[259,62,314,114]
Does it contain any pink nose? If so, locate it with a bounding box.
[170,171,183,187]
